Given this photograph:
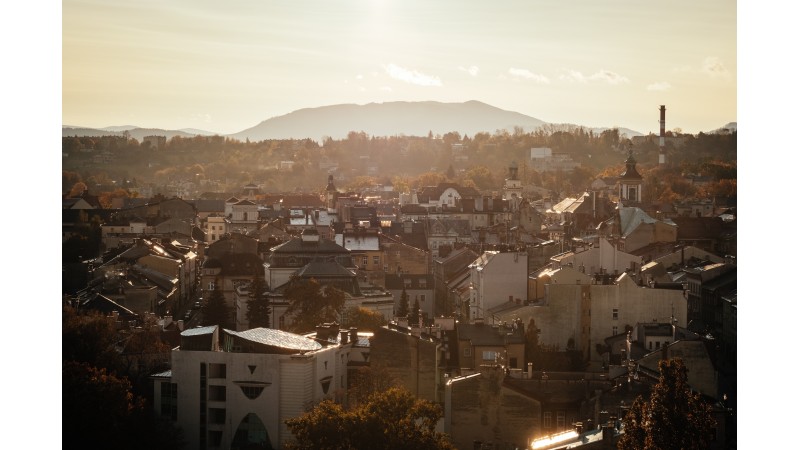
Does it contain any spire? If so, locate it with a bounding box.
[619,147,642,180]
[326,174,336,192]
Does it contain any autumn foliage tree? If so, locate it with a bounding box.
[285,387,455,450]
[342,306,386,332]
[618,358,716,450]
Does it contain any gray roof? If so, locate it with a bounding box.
[295,260,356,278]
[271,237,350,254]
[181,325,217,337]
[224,327,322,352]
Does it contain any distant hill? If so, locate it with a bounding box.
[229,100,550,141]
[63,100,671,142]
[62,126,208,141]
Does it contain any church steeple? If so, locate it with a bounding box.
[503,161,523,211]
[325,174,338,214]
[618,148,643,203]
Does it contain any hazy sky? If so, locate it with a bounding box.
[63,0,736,135]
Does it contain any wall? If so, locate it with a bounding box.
[475,252,528,314]
[370,327,441,402]
[447,368,538,450]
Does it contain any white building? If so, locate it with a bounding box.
[152,325,360,450]
[468,251,528,320]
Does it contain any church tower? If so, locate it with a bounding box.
[325,174,338,214]
[618,149,643,203]
[503,161,523,211]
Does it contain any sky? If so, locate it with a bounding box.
[62,0,737,135]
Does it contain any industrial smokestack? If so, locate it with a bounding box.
[659,105,666,165]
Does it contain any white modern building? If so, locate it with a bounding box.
[152,325,361,450]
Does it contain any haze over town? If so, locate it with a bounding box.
[63,0,736,135]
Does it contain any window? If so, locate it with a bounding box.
[420,294,426,303]
[239,385,265,400]
[211,225,216,230]
[419,279,427,288]
[649,341,653,350]
[209,431,223,447]
[557,411,566,430]
[209,407,226,425]
[209,363,226,379]
[543,412,552,428]
[160,382,177,420]
[656,341,661,349]
[612,326,618,336]
[373,256,380,265]
[208,385,226,401]
[362,256,368,266]
[463,347,471,357]
[612,308,619,320]
[482,351,498,361]
[208,281,215,290]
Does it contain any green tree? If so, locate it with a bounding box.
[618,358,716,450]
[284,277,346,333]
[246,273,271,328]
[397,287,410,318]
[202,278,233,329]
[285,387,455,450]
[409,296,421,326]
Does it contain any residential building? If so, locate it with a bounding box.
[385,273,435,320]
[456,321,525,371]
[369,324,445,403]
[597,205,677,253]
[152,325,353,450]
[468,250,528,319]
[496,272,687,363]
[529,147,580,172]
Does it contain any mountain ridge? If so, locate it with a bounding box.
[63,101,731,141]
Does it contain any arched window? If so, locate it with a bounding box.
[231,413,272,450]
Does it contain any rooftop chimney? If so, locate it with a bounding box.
[659,105,666,165]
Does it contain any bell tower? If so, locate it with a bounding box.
[503,161,523,211]
[618,149,643,203]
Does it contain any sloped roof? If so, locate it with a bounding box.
[224,327,322,352]
[618,206,670,237]
[181,325,217,337]
[551,197,578,214]
[79,293,139,320]
[271,237,350,254]
[295,259,356,278]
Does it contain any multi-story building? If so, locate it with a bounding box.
[152,325,356,450]
[468,250,529,319]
